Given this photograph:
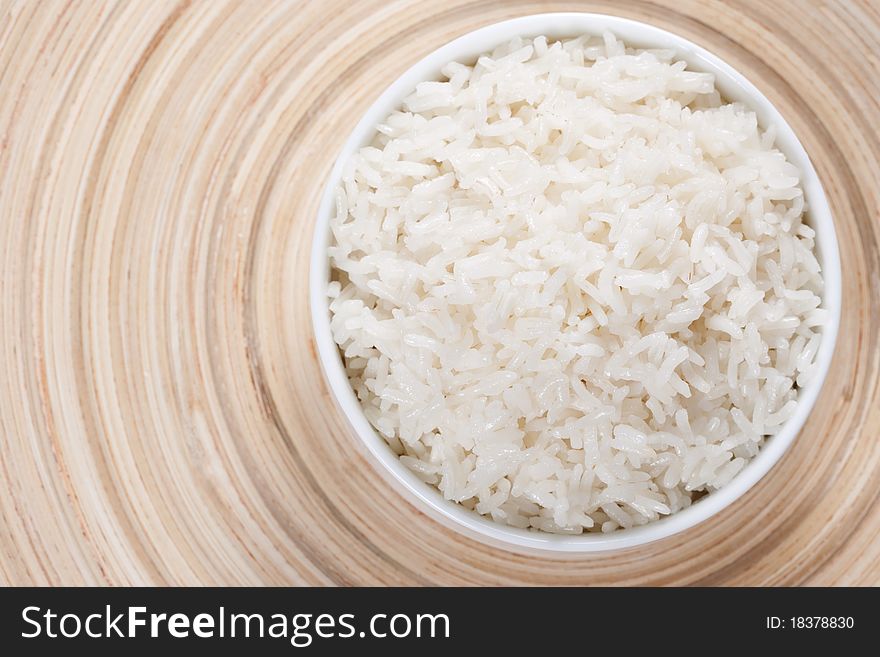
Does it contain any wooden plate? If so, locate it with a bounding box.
[1,0,877,585]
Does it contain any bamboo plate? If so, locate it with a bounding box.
[0,0,878,586]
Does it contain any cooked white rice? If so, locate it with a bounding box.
[327,33,825,533]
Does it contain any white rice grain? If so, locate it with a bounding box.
[328,32,825,534]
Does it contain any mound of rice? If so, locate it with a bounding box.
[327,33,825,533]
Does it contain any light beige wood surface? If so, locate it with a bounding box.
[0,0,878,586]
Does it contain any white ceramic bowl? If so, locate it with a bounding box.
[309,13,841,554]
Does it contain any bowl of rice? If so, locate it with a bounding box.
[310,13,841,553]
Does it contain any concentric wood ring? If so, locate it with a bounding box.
[1,0,877,585]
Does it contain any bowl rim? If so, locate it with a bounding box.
[308,12,842,554]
